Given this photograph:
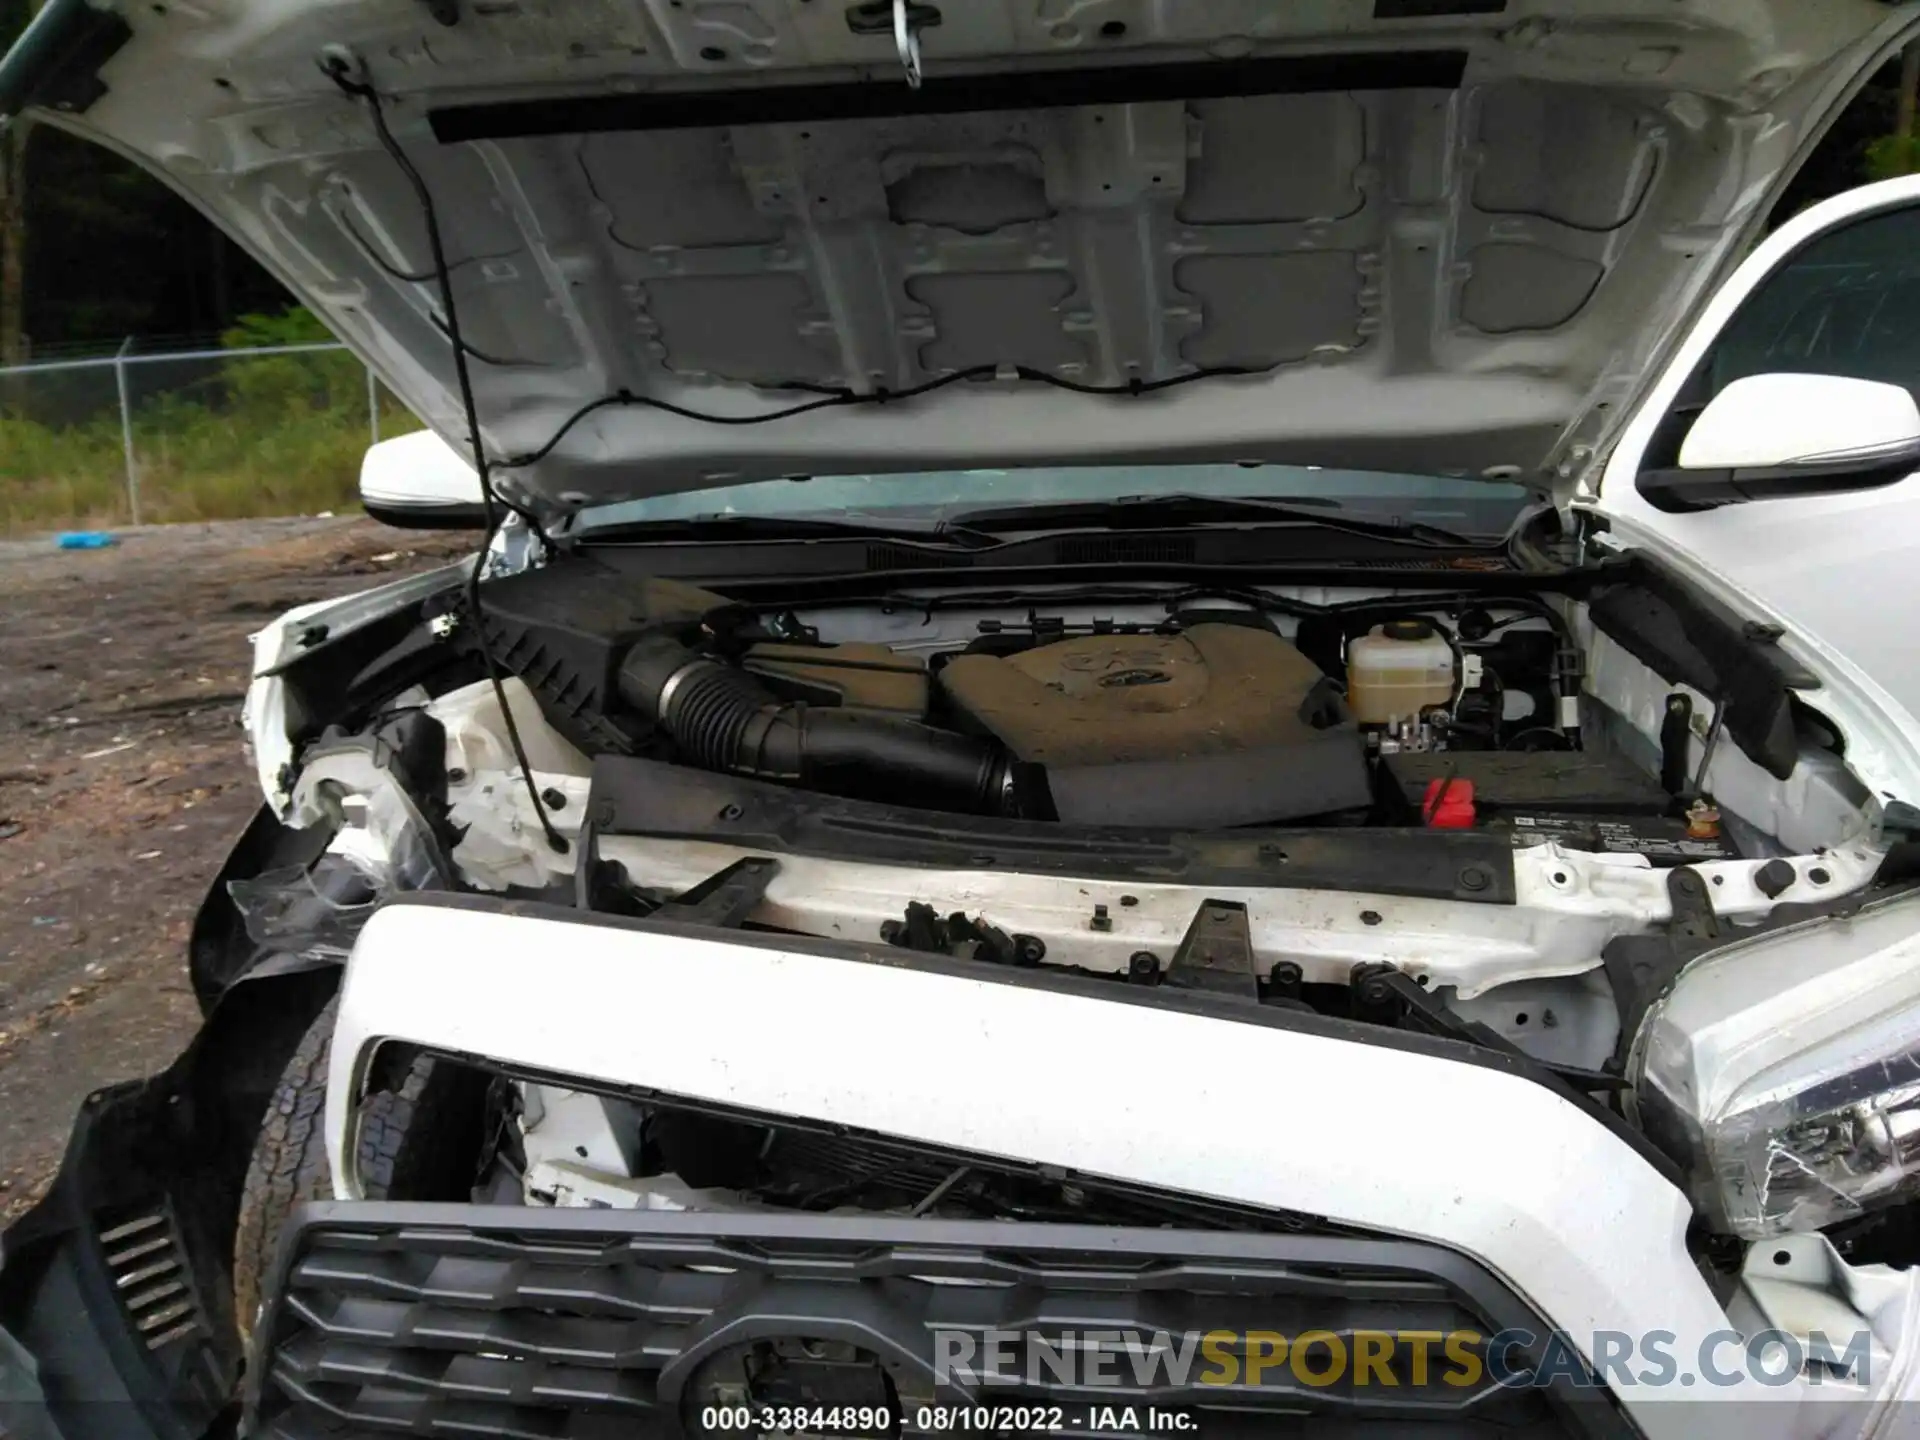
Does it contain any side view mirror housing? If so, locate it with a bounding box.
[1638,372,1920,512]
[359,429,490,530]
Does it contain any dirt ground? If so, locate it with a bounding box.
[0,517,471,1220]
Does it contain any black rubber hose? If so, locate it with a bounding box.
[618,635,1006,812]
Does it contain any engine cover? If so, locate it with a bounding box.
[939,625,1371,826]
[940,625,1333,765]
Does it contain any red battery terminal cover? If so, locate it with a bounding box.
[1422,776,1477,828]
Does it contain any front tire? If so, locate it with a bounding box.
[232,995,489,1343]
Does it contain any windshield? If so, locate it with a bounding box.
[568,464,1530,536]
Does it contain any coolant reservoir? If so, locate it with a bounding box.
[1346,620,1456,725]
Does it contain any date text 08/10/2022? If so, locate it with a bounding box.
[698,1406,1196,1434]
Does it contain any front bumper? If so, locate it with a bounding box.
[10,893,1920,1440]
[326,895,1775,1438]
[0,1037,249,1440]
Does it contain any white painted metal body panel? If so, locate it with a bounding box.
[1589,175,1920,807]
[327,899,1817,1439]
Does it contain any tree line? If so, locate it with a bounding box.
[0,0,285,364]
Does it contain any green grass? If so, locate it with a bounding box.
[0,307,423,534]
[0,401,423,533]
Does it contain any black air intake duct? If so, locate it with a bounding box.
[617,635,1007,813]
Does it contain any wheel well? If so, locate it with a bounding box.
[176,965,342,1347]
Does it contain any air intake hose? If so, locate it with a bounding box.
[616,635,1008,813]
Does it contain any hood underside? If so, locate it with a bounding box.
[9,0,1916,512]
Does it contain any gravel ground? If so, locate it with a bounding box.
[0,517,471,1220]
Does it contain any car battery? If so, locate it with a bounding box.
[1382,749,1674,816]
[1379,749,1737,863]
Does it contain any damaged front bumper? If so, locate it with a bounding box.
[0,994,304,1440]
[313,896,1826,1439]
[0,1091,227,1440]
[0,808,340,1440]
[8,891,1920,1440]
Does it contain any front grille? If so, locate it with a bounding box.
[249,1205,1623,1439]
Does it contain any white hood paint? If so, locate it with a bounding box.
[13,0,1919,515]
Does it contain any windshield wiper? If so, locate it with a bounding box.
[948,493,1491,549]
[572,512,1002,548]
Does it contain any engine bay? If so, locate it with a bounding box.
[452,556,1743,859]
[252,547,1895,1229]
[266,548,1892,1015]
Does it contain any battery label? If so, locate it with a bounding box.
[1500,813,1734,863]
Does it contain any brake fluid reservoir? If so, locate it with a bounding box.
[1346,620,1456,725]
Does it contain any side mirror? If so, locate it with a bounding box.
[1638,372,1920,511]
[359,429,490,529]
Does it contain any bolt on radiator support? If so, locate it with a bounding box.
[582,835,1885,1002]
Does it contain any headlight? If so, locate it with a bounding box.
[1629,889,1920,1239]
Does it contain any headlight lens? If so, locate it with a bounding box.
[1629,890,1920,1239]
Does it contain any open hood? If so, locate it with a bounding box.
[5,0,1915,515]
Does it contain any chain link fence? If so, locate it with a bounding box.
[0,338,419,533]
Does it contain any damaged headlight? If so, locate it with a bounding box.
[1629,890,1920,1239]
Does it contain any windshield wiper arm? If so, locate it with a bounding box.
[948,493,1489,548]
